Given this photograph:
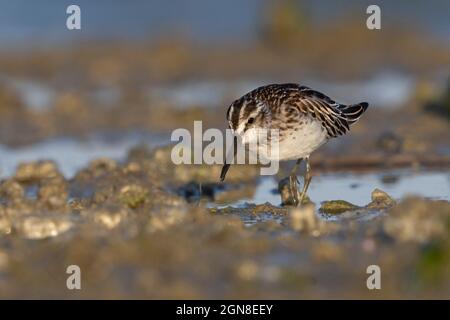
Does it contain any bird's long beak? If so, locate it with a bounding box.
[220,164,230,182]
[220,135,237,182]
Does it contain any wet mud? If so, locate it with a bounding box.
[0,143,449,299]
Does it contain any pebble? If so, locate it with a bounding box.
[15,216,73,240]
[93,208,127,229]
[290,204,320,232]
[15,161,61,182]
[0,179,25,204]
[119,184,149,209]
[368,188,396,208]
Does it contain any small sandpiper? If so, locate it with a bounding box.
[220,83,369,206]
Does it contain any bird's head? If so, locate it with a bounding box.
[226,97,270,144]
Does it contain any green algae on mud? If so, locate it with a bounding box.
[320,200,360,214]
[319,188,396,214]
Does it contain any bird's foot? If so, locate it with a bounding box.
[297,192,311,206]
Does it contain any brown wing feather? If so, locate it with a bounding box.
[292,88,350,138]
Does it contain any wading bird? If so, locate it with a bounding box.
[220,83,369,206]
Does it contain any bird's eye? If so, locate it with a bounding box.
[247,117,255,125]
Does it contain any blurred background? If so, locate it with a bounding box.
[0,0,449,177]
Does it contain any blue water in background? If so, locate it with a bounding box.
[0,0,449,48]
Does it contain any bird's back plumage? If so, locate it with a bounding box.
[227,83,369,139]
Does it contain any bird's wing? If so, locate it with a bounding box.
[291,88,350,138]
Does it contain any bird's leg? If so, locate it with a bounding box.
[289,158,302,206]
[298,156,312,205]
[289,175,298,206]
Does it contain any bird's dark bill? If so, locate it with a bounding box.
[220,136,238,182]
[220,163,230,182]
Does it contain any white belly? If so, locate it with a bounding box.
[262,120,328,161]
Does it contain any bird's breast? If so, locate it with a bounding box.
[275,119,328,161]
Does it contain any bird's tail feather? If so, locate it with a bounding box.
[339,102,369,125]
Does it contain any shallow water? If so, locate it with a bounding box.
[225,169,450,207]
[0,131,168,178]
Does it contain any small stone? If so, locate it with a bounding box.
[93,208,127,229]
[290,203,319,232]
[119,184,148,209]
[38,178,68,208]
[88,158,117,176]
[93,187,112,204]
[15,216,73,240]
[68,199,86,211]
[320,200,359,214]
[123,161,141,174]
[0,179,25,205]
[367,188,396,209]
[15,161,61,182]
